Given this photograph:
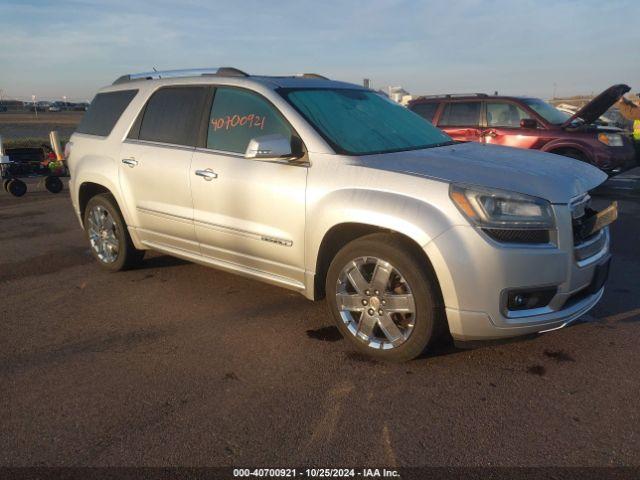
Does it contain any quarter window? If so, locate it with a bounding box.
[76,90,137,137]
[137,86,209,146]
[439,101,481,127]
[410,102,439,123]
[486,102,532,128]
[207,88,293,154]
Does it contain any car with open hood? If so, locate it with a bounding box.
[408,84,636,174]
[67,68,616,361]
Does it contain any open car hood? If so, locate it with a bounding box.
[561,84,630,128]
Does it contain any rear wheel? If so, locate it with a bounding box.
[84,193,145,271]
[3,179,11,192]
[325,233,445,362]
[7,179,27,197]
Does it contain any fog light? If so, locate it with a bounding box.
[506,287,557,311]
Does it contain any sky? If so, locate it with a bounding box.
[0,0,638,102]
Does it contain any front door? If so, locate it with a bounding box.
[482,101,540,149]
[190,87,308,287]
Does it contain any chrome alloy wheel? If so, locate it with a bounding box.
[336,256,416,350]
[86,205,120,264]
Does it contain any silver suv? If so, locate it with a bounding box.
[67,68,616,361]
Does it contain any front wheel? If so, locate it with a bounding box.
[325,233,445,362]
[84,193,145,271]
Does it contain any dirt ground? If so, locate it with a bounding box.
[1,177,639,468]
[0,111,83,141]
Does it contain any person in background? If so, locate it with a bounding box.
[617,95,640,122]
[617,95,640,163]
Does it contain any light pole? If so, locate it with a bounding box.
[32,94,38,118]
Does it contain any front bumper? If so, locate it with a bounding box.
[596,143,636,174]
[424,204,610,342]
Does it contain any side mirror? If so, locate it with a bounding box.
[520,118,538,129]
[245,134,293,160]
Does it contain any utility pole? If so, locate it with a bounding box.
[32,94,38,119]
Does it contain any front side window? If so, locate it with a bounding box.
[486,102,532,127]
[137,86,209,146]
[280,89,452,155]
[439,101,481,127]
[207,88,293,154]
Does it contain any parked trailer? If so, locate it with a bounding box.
[0,133,66,197]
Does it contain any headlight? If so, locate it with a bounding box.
[450,184,555,230]
[598,133,623,147]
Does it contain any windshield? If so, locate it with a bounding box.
[279,88,453,155]
[522,98,571,125]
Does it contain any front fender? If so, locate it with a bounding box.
[305,186,458,274]
[541,139,593,162]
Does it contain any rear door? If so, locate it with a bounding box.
[189,86,308,286]
[118,86,210,253]
[483,100,540,148]
[437,101,483,142]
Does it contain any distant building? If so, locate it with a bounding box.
[381,86,414,106]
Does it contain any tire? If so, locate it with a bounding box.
[3,179,11,192]
[7,179,27,197]
[44,176,63,194]
[325,233,445,362]
[83,193,145,271]
[559,150,587,163]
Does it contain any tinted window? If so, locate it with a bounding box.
[410,102,439,123]
[138,87,209,146]
[439,101,481,127]
[76,90,137,136]
[280,89,452,155]
[207,88,293,153]
[486,102,531,127]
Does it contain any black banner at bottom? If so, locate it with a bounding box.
[1,467,640,480]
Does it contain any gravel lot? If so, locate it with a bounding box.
[0,112,82,141]
[0,177,639,468]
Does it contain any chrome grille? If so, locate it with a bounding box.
[571,193,607,263]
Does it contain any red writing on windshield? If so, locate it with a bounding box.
[211,114,266,131]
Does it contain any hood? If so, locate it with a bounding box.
[561,84,630,128]
[356,142,607,204]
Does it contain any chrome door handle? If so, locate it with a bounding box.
[121,158,138,167]
[195,169,218,181]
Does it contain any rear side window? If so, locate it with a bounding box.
[206,87,293,154]
[137,86,209,146]
[76,90,137,136]
[410,102,439,123]
[439,101,481,127]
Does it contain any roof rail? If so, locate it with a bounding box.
[416,93,489,100]
[112,67,249,85]
[298,73,329,79]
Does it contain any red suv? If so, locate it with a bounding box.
[408,84,636,174]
